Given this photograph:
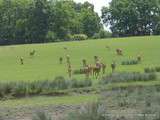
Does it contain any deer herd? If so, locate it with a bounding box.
[19,46,142,79]
[60,47,125,79]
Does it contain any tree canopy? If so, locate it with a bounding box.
[0,0,102,45]
[102,0,160,37]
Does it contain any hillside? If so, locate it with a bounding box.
[0,36,159,81]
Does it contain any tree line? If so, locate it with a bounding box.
[102,0,160,37]
[1,0,160,45]
[0,0,104,45]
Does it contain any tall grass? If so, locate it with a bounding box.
[144,66,160,73]
[0,77,92,99]
[32,111,52,120]
[65,102,108,120]
[101,72,157,84]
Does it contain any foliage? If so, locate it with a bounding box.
[32,111,52,120]
[93,29,112,39]
[102,0,160,37]
[121,59,139,65]
[65,102,107,120]
[0,76,92,99]
[101,72,157,84]
[71,79,92,88]
[0,0,101,45]
[144,66,160,73]
[72,34,88,41]
[45,31,57,42]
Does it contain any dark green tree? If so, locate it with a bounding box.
[102,0,160,36]
[27,0,50,43]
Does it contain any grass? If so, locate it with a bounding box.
[0,36,159,82]
[0,94,98,108]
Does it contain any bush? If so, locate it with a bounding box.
[65,102,107,120]
[144,66,160,73]
[155,67,160,72]
[32,111,52,120]
[93,30,112,39]
[71,79,92,88]
[72,34,88,41]
[51,76,69,90]
[0,76,92,99]
[121,59,139,65]
[45,31,57,42]
[101,72,157,84]
[65,34,88,41]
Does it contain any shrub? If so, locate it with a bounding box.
[45,31,57,42]
[155,67,160,72]
[65,102,107,120]
[93,30,112,39]
[121,59,139,65]
[12,82,27,97]
[71,79,92,88]
[72,34,88,41]
[144,66,160,73]
[51,76,69,90]
[101,72,157,84]
[92,33,100,39]
[65,34,88,41]
[144,68,156,73]
[32,111,52,120]
[0,76,93,99]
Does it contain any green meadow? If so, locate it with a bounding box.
[0,36,159,82]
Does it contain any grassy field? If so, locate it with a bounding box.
[0,94,98,108]
[0,36,160,119]
[0,36,159,82]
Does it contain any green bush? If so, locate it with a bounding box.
[65,102,107,120]
[71,79,92,88]
[65,34,88,41]
[155,67,160,72]
[121,59,139,65]
[72,34,88,41]
[93,30,112,39]
[144,66,160,73]
[32,111,52,120]
[101,72,157,84]
[0,76,92,99]
[45,31,57,42]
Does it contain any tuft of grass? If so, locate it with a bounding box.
[0,76,92,99]
[101,72,157,84]
[144,66,160,73]
[65,102,107,120]
[121,59,139,65]
[32,111,52,120]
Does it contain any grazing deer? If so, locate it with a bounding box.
[82,59,87,67]
[94,56,99,64]
[111,61,116,73]
[68,64,72,78]
[20,57,24,65]
[59,57,63,64]
[106,45,111,50]
[66,55,70,65]
[64,47,68,50]
[101,63,106,74]
[137,54,142,62]
[92,61,102,79]
[116,48,123,56]
[30,50,36,57]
